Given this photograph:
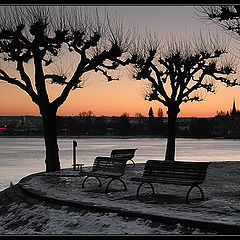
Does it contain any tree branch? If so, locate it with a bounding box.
[44,74,67,85]
[210,73,239,87]
[149,62,170,102]
[95,67,119,81]
[180,71,205,101]
[17,60,33,88]
[0,69,39,103]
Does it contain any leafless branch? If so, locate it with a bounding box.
[130,30,239,111]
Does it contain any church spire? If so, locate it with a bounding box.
[231,98,237,117]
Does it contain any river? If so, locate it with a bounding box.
[1,136,240,191]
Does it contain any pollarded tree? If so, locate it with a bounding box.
[195,6,240,41]
[131,33,239,161]
[0,6,134,172]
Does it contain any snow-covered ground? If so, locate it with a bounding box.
[1,161,240,235]
[0,202,209,235]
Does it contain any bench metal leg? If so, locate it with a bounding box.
[136,181,155,197]
[128,159,135,167]
[82,176,102,189]
[186,183,204,203]
[106,178,127,192]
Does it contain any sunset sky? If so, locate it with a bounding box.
[1,5,240,118]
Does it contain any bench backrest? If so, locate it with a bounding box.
[110,149,137,160]
[143,160,210,184]
[92,157,127,176]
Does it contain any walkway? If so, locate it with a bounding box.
[6,161,239,235]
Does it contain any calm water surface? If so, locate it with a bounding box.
[1,137,240,191]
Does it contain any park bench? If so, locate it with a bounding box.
[79,157,127,192]
[131,160,210,203]
[110,148,137,167]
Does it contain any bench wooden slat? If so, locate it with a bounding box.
[111,149,137,159]
[143,169,208,174]
[143,170,207,179]
[131,176,205,184]
[91,157,126,175]
[145,161,209,170]
[131,177,199,186]
[143,160,209,179]
[110,148,137,167]
[140,175,206,184]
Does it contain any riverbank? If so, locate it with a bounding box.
[1,161,240,235]
[0,135,239,139]
[0,135,165,139]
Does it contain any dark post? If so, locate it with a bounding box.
[73,140,77,170]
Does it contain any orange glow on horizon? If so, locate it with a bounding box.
[1,75,239,118]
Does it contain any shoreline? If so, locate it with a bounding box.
[0,135,238,140]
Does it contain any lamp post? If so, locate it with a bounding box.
[73,140,77,170]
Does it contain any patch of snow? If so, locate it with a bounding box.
[2,162,240,235]
[0,202,207,235]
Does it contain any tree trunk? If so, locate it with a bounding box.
[41,108,61,172]
[165,105,180,161]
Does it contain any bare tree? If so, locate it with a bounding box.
[130,32,239,161]
[0,6,134,172]
[195,6,240,42]
[135,112,144,117]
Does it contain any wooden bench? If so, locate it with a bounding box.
[110,148,137,167]
[79,157,127,192]
[131,160,210,203]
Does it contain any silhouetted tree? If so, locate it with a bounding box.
[148,107,155,135]
[57,117,81,136]
[216,110,226,117]
[134,112,147,135]
[135,112,144,118]
[119,112,130,135]
[157,107,164,135]
[78,111,95,135]
[131,32,239,161]
[93,116,107,135]
[195,6,240,42]
[0,6,134,171]
[107,116,121,135]
[85,112,93,135]
[196,118,211,138]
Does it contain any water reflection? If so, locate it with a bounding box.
[0,137,240,191]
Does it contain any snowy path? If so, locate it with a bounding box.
[1,161,240,235]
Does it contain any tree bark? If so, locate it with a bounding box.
[41,107,60,172]
[165,105,180,161]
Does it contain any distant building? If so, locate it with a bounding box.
[213,99,240,138]
[0,115,211,137]
[0,116,42,136]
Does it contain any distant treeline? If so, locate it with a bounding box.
[57,115,165,136]
[0,115,215,138]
